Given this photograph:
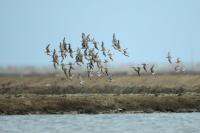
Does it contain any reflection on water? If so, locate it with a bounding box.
[0,113,199,133]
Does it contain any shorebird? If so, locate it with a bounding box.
[84,48,88,57]
[45,44,51,56]
[84,48,91,61]
[150,65,156,76]
[132,66,141,76]
[68,62,75,70]
[166,52,172,64]
[59,42,65,62]
[81,33,89,49]
[76,48,84,65]
[175,65,181,72]
[101,41,107,57]
[112,33,117,43]
[112,33,122,52]
[68,43,73,58]
[87,60,94,70]
[104,67,110,77]
[107,50,113,61]
[122,48,129,57]
[174,65,185,73]
[116,40,122,52]
[92,38,99,50]
[112,33,118,49]
[86,34,91,42]
[52,49,59,69]
[88,48,95,57]
[92,52,99,63]
[176,58,181,64]
[82,38,88,49]
[104,59,109,64]
[53,60,58,69]
[141,63,148,72]
[63,37,69,56]
[67,63,75,80]
[82,33,85,39]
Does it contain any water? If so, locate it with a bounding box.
[0,113,200,133]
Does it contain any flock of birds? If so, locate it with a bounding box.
[45,33,185,85]
[131,52,185,77]
[45,33,129,84]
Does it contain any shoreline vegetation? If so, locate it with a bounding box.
[0,74,200,115]
[0,94,200,115]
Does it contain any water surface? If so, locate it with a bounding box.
[0,113,199,133]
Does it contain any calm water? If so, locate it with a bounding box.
[0,113,200,133]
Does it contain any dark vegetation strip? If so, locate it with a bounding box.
[0,95,199,115]
[1,85,200,95]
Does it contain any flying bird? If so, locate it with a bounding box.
[81,33,89,49]
[92,38,99,50]
[68,43,73,58]
[141,63,148,72]
[75,48,84,65]
[176,58,181,64]
[104,59,109,64]
[166,52,172,64]
[104,67,110,77]
[66,62,75,79]
[59,42,65,62]
[116,40,122,52]
[45,44,51,56]
[101,41,107,57]
[150,65,156,76]
[107,50,113,61]
[122,48,129,57]
[86,34,91,42]
[132,66,141,76]
[112,33,118,49]
[63,37,69,56]
[52,49,59,69]
[174,65,185,73]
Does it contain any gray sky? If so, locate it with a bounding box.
[0,0,200,66]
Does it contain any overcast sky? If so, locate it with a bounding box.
[0,0,200,66]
